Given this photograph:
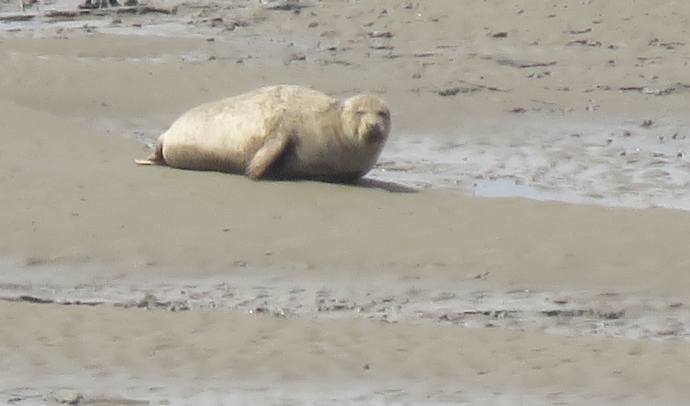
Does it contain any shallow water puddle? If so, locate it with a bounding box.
[372,117,690,210]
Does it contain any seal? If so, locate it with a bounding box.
[135,85,391,183]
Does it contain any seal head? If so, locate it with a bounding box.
[341,94,391,146]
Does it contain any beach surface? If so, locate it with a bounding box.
[1,0,690,404]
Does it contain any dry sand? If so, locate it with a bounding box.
[1,0,690,404]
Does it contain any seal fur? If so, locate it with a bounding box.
[135,85,391,182]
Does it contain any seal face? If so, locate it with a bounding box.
[135,85,391,183]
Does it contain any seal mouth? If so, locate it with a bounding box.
[364,128,386,144]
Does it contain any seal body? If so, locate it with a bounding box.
[136,85,391,182]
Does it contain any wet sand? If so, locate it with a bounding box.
[2,0,690,404]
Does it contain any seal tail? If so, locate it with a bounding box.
[135,137,166,166]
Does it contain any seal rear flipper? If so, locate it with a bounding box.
[135,137,166,166]
[246,131,292,180]
[134,158,159,165]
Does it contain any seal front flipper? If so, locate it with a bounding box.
[246,131,292,180]
[135,136,166,166]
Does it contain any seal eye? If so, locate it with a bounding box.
[377,110,389,119]
[356,110,366,116]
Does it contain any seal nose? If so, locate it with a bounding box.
[364,122,385,143]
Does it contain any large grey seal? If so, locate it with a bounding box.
[135,85,391,183]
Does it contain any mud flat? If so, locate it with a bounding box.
[2,0,690,404]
